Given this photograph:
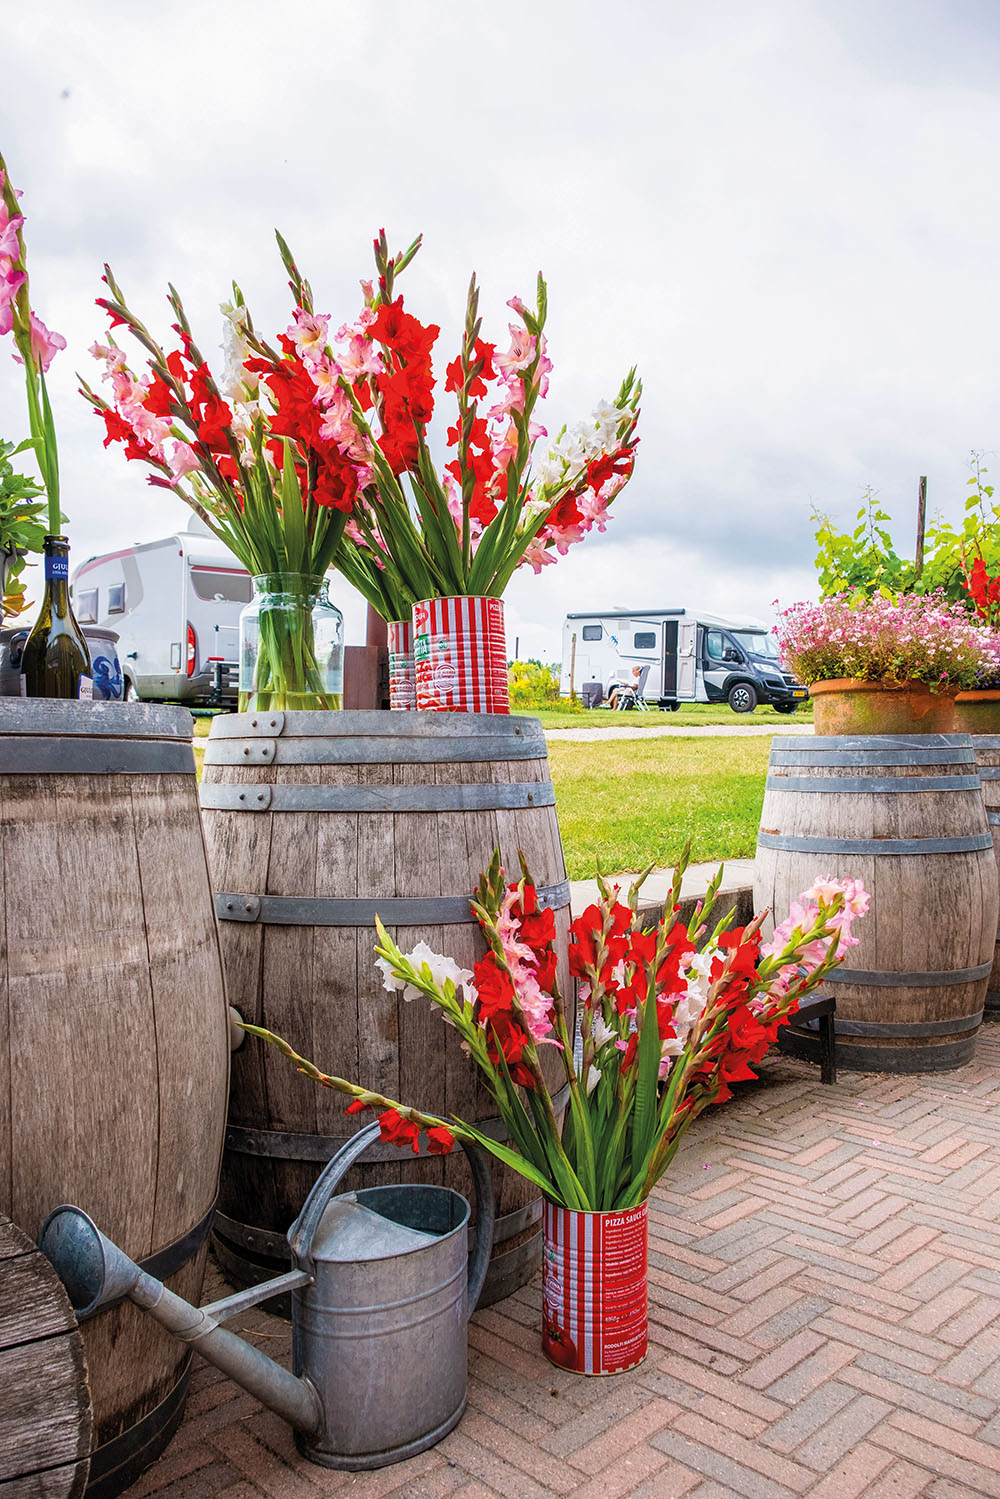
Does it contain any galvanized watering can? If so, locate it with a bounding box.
[40,1121,494,1471]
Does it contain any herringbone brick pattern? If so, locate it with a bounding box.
[128,1026,1000,1499]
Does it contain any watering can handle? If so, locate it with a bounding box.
[288,1120,496,1315]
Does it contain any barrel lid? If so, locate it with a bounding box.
[312,1194,440,1262]
[0,699,191,740]
[773,733,974,751]
[209,709,542,740]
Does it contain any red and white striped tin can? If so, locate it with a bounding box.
[541,1200,648,1375]
[387,619,416,711]
[411,595,509,714]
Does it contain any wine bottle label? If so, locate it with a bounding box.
[45,556,70,580]
[78,675,94,700]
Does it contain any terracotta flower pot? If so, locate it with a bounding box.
[809,678,957,736]
[953,689,1000,736]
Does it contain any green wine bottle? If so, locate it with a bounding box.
[20,535,93,699]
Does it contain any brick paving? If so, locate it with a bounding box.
[128,1026,1000,1499]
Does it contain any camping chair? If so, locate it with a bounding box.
[633,663,651,711]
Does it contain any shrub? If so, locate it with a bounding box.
[508,658,563,710]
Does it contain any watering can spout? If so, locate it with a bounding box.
[39,1206,324,1438]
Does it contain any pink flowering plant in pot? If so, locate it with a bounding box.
[776,592,1000,734]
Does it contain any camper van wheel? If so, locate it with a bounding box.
[124,678,139,702]
[773,702,798,715]
[728,682,757,714]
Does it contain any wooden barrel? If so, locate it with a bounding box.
[200,709,571,1305]
[1,1213,92,1499]
[960,734,1000,1019]
[754,734,998,1072]
[0,701,230,1497]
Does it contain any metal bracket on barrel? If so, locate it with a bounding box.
[217,895,262,922]
[232,786,272,810]
[242,713,285,737]
[233,741,275,764]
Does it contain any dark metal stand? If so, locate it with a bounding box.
[783,995,837,1084]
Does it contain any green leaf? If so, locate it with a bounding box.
[279,439,307,573]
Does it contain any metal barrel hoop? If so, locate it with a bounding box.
[287,1121,496,1313]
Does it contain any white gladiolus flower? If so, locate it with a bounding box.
[591,398,621,447]
[375,942,476,1005]
[585,1064,602,1095]
[220,300,258,400]
[591,1013,615,1049]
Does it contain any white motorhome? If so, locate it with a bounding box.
[71,523,251,705]
[561,608,809,714]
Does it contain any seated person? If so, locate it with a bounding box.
[607,666,642,709]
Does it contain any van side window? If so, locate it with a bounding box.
[705,630,726,662]
[581,625,602,641]
[107,583,125,614]
[190,567,253,604]
[76,588,98,624]
[633,631,656,649]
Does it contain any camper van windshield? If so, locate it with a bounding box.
[733,631,778,658]
[190,567,253,603]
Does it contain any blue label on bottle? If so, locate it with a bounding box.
[45,555,69,580]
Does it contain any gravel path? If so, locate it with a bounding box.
[545,722,815,741]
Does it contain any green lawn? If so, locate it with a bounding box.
[548,736,771,879]
[192,711,772,880]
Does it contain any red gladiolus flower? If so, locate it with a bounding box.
[377,1108,422,1153]
[345,1098,369,1115]
[101,409,133,449]
[95,297,129,330]
[425,1126,455,1155]
[143,374,174,418]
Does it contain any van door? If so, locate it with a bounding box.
[677,621,697,699]
[701,627,735,702]
[661,620,678,699]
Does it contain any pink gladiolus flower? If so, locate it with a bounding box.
[494,325,535,378]
[0,212,23,261]
[307,354,344,402]
[0,268,26,336]
[288,308,329,363]
[518,538,556,573]
[336,333,382,380]
[27,312,66,371]
[168,441,201,480]
[317,387,362,449]
[494,887,558,1045]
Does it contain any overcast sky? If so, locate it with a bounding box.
[3,0,999,660]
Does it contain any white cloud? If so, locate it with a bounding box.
[2,0,998,653]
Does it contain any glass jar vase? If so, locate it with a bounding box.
[239,573,343,712]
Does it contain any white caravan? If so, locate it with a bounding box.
[561,608,809,714]
[71,523,251,705]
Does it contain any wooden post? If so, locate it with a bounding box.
[569,631,577,704]
[343,605,390,708]
[915,476,927,580]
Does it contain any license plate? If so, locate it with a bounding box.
[792,689,807,698]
